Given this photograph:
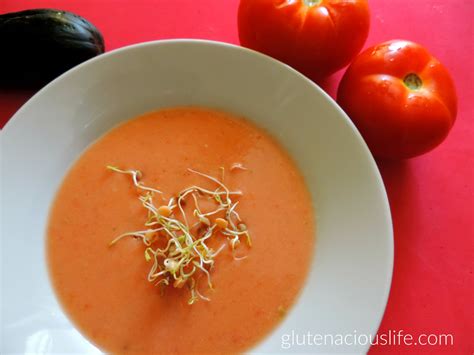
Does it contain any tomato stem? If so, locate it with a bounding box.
[403,73,423,90]
[304,0,322,7]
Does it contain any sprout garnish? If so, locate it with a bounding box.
[107,165,251,304]
[230,162,248,171]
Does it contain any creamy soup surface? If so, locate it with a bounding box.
[48,107,315,354]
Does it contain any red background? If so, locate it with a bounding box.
[1,0,472,353]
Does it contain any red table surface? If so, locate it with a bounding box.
[1,0,472,353]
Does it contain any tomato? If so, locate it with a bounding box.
[238,0,370,82]
[337,40,457,159]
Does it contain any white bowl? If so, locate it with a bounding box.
[1,40,393,354]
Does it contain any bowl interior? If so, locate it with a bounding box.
[1,40,392,354]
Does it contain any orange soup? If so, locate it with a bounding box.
[47,107,315,354]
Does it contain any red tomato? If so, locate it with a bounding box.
[238,0,370,82]
[337,40,457,159]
